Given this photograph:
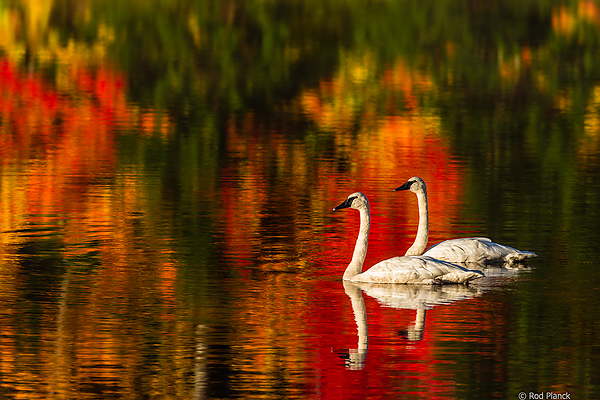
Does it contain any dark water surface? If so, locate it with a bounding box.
[1,1,600,399]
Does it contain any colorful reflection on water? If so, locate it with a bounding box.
[1,0,600,399]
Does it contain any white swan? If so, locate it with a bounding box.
[333,192,483,284]
[394,177,537,264]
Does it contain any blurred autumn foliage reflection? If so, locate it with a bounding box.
[0,57,186,397]
[0,57,173,248]
[219,56,467,277]
[1,0,600,398]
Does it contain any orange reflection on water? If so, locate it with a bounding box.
[580,85,600,158]
[220,56,468,276]
[0,58,186,398]
[0,57,174,236]
[307,57,465,254]
[552,1,600,37]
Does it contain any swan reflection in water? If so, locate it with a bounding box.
[340,280,482,370]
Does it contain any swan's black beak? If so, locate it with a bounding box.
[394,181,413,192]
[333,196,355,211]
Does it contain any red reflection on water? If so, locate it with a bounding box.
[296,282,510,399]
[281,278,507,399]
[218,59,472,397]
[0,59,121,254]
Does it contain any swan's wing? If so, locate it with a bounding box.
[354,256,483,284]
[424,237,537,264]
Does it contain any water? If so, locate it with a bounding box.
[1,1,600,399]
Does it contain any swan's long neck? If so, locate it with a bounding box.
[405,188,429,256]
[406,309,426,341]
[343,281,368,370]
[343,206,370,280]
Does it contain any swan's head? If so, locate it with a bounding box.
[394,176,426,194]
[333,192,369,211]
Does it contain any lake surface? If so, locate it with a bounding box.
[1,1,600,399]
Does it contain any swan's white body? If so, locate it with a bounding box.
[333,193,483,284]
[395,177,537,264]
[425,237,535,264]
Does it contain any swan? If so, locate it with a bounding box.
[333,192,483,284]
[394,177,537,264]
